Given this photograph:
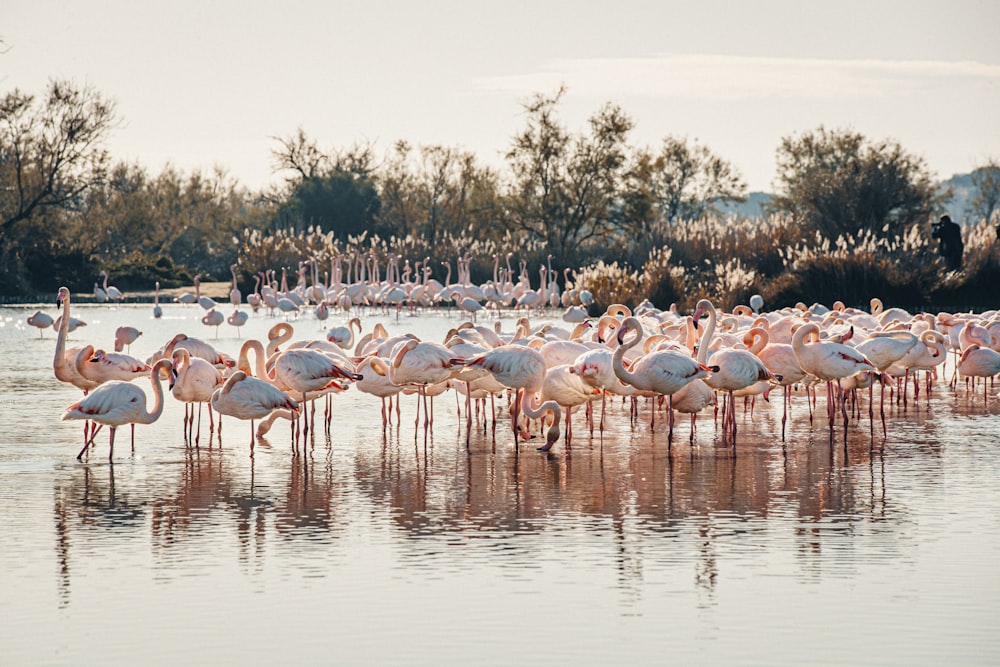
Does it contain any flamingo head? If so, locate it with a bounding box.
[536,421,561,453]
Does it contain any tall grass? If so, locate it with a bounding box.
[236,215,999,312]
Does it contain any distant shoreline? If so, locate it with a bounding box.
[0,282,234,305]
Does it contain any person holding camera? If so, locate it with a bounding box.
[931,214,963,270]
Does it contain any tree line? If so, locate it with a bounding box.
[2,79,999,307]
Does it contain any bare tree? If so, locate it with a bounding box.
[0,80,118,231]
[270,127,330,183]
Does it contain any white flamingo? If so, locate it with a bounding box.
[201,308,224,337]
[99,271,124,301]
[153,281,163,319]
[27,310,54,337]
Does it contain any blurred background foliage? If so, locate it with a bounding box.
[2,80,998,311]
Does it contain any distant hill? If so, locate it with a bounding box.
[938,173,977,224]
[715,173,982,224]
[716,191,773,218]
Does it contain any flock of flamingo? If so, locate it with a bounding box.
[24,259,1000,462]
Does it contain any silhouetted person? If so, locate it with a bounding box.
[931,215,963,270]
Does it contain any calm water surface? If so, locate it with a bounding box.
[1,303,998,666]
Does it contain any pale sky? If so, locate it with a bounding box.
[4,0,999,193]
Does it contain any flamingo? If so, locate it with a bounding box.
[451,290,484,322]
[64,358,173,461]
[792,322,875,429]
[175,274,202,305]
[74,346,151,385]
[693,299,777,445]
[229,264,242,308]
[562,305,588,323]
[246,274,262,313]
[153,281,163,319]
[159,333,235,370]
[612,317,713,433]
[957,344,1000,402]
[27,310,54,337]
[271,348,363,436]
[383,340,458,429]
[52,314,86,333]
[170,347,224,445]
[99,271,124,301]
[114,326,142,353]
[569,348,627,432]
[314,299,329,325]
[53,287,101,395]
[201,308,224,337]
[538,364,601,446]
[756,326,809,439]
[356,356,405,429]
[93,280,107,303]
[450,344,555,448]
[853,330,918,435]
[53,287,102,446]
[887,330,948,403]
[327,317,362,350]
[210,371,300,451]
[227,309,249,337]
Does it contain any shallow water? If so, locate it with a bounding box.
[1,303,999,666]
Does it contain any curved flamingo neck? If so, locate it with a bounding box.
[239,340,273,380]
[695,300,718,365]
[612,318,643,385]
[791,323,820,355]
[267,323,294,355]
[743,327,769,356]
[143,359,172,425]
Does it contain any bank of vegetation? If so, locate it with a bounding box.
[2,80,998,310]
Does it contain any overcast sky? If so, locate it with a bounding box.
[4,0,999,192]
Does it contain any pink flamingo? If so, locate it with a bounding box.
[114,326,142,353]
[64,358,173,461]
[612,316,713,435]
[170,348,224,445]
[538,364,601,447]
[384,340,458,430]
[792,322,875,429]
[74,346,151,385]
[210,371,300,452]
[53,287,102,445]
[451,345,562,451]
[693,299,777,445]
[272,348,363,437]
